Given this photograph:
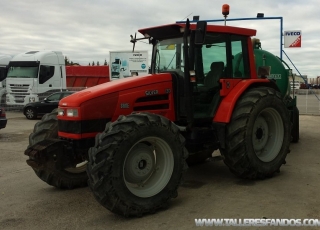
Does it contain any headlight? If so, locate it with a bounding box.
[57,108,65,116]
[66,108,79,117]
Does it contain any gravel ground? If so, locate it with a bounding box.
[1,112,320,230]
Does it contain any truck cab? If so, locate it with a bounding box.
[111,57,128,79]
[6,51,66,106]
[0,55,12,106]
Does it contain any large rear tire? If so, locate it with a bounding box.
[28,109,88,189]
[220,87,290,179]
[87,112,188,217]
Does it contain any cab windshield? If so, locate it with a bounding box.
[155,37,185,73]
[7,66,39,78]
[153,32,250,83]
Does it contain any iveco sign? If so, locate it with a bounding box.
[285,31,301,36]
[284,30,302,48]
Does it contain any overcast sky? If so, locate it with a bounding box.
[0,0,319,78]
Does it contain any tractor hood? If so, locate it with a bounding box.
[58,73,176,138]
[59,73,172,108]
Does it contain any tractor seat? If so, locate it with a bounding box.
[194,62,224,119]
[204,61,224,88]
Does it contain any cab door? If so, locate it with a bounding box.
[193,33,251,120]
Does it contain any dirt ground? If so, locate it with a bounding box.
[1,112,320,230]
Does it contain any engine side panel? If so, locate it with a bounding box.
[112,81,175,122]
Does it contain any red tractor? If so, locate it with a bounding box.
[25,11,298,217]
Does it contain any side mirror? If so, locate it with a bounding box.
[195,21,207,45]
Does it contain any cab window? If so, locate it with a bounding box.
[231,35,250,79]
[39,65,55,84]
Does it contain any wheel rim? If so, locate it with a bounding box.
[252,108,284,162]
[26,109,34,119]
[123,137,174,198]
[65,161,87,173]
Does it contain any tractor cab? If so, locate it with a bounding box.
[138,22,257,126]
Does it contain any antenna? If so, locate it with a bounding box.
[130,33,137,52]
[180,12,193,21]
[130,33,150,52]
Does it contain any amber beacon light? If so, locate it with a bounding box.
[222,4,230,25]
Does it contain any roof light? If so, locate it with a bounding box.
[222,4,230,26]
[193,16,200,21]
[257,13,264,18]
[222,4,230,16]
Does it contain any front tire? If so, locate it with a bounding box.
[28,109,88,189]
[87,112,188,217]
[221,87,290,179]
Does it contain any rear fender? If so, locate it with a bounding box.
[214,79,277,123]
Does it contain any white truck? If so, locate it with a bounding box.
[290,81,301,90]
[109,51,149,80]
[6,51,66,106]
[0,55,12,106]
[111,57,128,79]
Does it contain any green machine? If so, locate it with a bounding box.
[252,38,299,142]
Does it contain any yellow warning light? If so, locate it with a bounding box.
[222,4,230,16]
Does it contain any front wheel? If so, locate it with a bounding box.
[87,112,188,217]
[27,109,88,189]
[25,107,37,120]
[221,87,291,179]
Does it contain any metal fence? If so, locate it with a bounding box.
[293,89,320,115]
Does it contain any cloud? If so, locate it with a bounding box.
[0,0,319,77]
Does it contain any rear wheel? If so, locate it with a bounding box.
[28,109,88,189]
[25,107,37,120]
[221,87,290,179]
[87,112,188,217]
